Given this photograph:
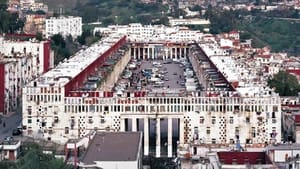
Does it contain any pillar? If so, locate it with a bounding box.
[184,48,187,58]
[165,48,168,60]
[138,47,141,60]
[147,47,150,60]
[175,47,178,59]
[152,47,155,60]
[179,47,182,58]
[133,48,136,59]
[132,118,137,132]
[170,48,173,59]
[144,118,149,156]
[168,118,172,157]
[179,118,184,145]
[120,118,125,131]
[156,118,161,157]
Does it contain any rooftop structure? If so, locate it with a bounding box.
[81,132,142,164]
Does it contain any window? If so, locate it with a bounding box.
[246,117,250,123]
[200,116,204,124]
[206,127,210,134]
[212,138,216,144]
[88,116,93,124]
[28,118,32,124]
[235,127,239,135]
[65,127,69,134]
[252,127,256,137]
[229,117,234,124]
[212,116,216,124]
[54,116,59,123]
[273,106,278,112]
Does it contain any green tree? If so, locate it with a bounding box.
[268,71,300,96]
[0,142,70,169]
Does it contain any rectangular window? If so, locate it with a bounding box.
[252,127,256,137]
[65,127,69,134]
[212,138,216,144]
[235,127,239,135]
[212,116,216,124]
[229,117,234,124]
[200,116,204,124]
[206,127,210,135]
[246,117,250,123]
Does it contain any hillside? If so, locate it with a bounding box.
[36,0,85,12]
[38,0,168,25]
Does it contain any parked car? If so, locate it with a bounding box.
[4,136,13,141]
[12,129,22,136]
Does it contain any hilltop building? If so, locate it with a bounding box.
[45,16,82,38]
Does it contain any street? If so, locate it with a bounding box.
[0,109,22,140]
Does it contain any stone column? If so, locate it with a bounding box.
[120,118,125,131]
[144,118,149,156]
[132,118,137,132]
[168,118,172,157]
[179,47,182,58]
[147,47,150,59]
[156,118,161,157]
[138,47,141,60]
[152,47,155,60]
[133,48,136,59]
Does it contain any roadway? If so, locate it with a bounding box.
[0,108,22,140]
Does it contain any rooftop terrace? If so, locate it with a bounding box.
[27,34,126,88]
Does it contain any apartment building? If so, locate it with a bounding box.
[45,16,82,38]
[22,25,282,159]
[0,35,53,115]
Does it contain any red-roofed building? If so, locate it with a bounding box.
[217,152,274,168]
[256,54,273,64]
[287,69,300,81]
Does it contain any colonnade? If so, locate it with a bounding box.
[120,117,184,158]
[131,45,189,60]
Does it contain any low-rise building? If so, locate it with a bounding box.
[0,140,21,161]
[77,132,143,169]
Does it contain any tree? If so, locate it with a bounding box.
[0,142,71,169]
[36,32,43,41]
[268,71,300,96]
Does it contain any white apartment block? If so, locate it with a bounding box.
[0,38,54,76]
[45,16,82,38]
[94,23,203,43]
[22,25,282,158]
[0,35,53,115]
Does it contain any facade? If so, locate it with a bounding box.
[0,36,53,115]
[24,14,46,35]
[22,25,282,159]
[0,38,53,75]
[169,18,210,27]
[45,16,82,38]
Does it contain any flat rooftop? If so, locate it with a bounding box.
[27,33,125,88]
[217,152,272,165]
[82,132,141,164]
